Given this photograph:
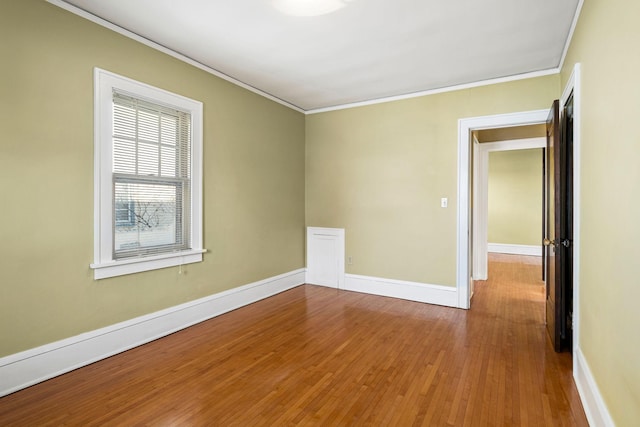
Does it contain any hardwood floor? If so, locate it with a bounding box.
[0,254,587,426]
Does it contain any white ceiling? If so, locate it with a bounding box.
[58,0,580,112]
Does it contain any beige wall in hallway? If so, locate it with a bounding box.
[488,149,543,246]
[561,0,640,424]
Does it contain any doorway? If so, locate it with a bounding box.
[457,109,549,309]
[472,132,546,282]
[457,64,581,358]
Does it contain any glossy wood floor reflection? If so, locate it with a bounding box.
[0,254,587,426]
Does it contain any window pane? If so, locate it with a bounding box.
[161,145,177,176]
[115,200,135,225]
[113,103,136,137]
[114,180,187,257]
[113,139,136,174]
[110,88,193,261]
[160,114,178,146]
[137,142,160,176]
[137,108,160,143]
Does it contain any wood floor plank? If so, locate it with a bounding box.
[0,254,588,426]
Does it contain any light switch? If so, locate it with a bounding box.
[441,197,448,208]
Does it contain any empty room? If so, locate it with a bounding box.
[0,0,638,425]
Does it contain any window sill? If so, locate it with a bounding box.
[90,249,207,280]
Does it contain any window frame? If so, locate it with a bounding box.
[91,68,204,280]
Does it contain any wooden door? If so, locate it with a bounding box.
[544,99,573,352]
[541,146,547,282]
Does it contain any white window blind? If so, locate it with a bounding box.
[112,91,192,259]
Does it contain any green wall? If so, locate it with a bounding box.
[561,0,640,424]
[306,76,559,286]
[0,0,305,357]
[488,149,542,246]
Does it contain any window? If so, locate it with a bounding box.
[114,199,136,227]
[92,68,204,279]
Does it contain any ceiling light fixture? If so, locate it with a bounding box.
[272,0,354,17]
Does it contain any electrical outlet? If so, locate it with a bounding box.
[347,256,353,265]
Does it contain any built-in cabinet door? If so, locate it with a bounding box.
[306,227,345,289]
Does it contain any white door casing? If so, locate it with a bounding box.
[561,64,581,370]
[457,109,550,309]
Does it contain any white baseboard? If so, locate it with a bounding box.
[343,274,458,308]
[488,243,542,256]
[0,268,305,397]
[574,347,615,427]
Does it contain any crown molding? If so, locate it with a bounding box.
[305,68,560,114]
[48,0,571,116]
[46,0,306,113]
[558,0,585,72]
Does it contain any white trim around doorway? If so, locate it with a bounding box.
[561,63,582,383]
[457,109,549,309]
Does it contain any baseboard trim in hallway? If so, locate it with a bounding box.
[488,243,542,257]
[574,347,615,426]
